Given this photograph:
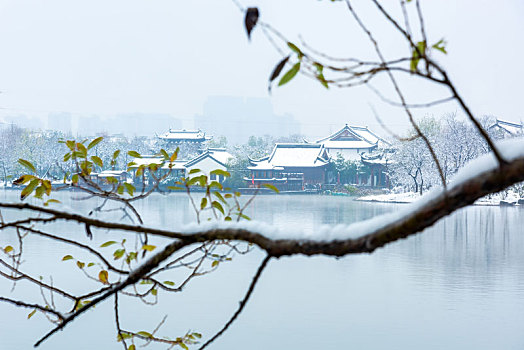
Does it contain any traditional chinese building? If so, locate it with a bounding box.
[309,124,391,160]
[158,129,211,147]
[488,119,523,138]
[360,150,393,188]
[184,148,234,183]
[246,144,329,191]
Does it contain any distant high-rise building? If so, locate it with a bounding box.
[194,96,301,144]
[47,112,72,133]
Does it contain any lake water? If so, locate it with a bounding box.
[1,191,524,350]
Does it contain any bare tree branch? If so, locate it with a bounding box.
[198,254,271,350]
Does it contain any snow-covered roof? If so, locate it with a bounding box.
[184,148,234,168]
[249,143,329,169]
[361,150,394,166]
[158,129,211,141]
[490,119,523,136]
[128,156,186,170]
[93,170,127,177]
[312,124,390,149]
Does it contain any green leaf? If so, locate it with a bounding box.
[72,174,79,184]
[432,38,447,54]
[65,140,76,151]
[91,156,103,167]
[159,149,169,159]
[211,260,219,268]
[180,343,189,350]
[137,331,153,338]
[287,42,303,58]
[278,62,301,86]
[117,332,133,341]
[100,241,117,248]
[112,150,121,159]
[317,73,329,89]
[87,136,103,150]
[128,345,136,350]
[4,246,14,253]
[98,270,109,284]
[210,169,230,178]
[21,179,39,200]
[213,191,227,204]
[113,249,125,260]
[127,150,142,158]
[13,174,34,185]
[410,40,427,72]
[188,168,201,175]
[239,213,251,221]
[170,148,179,162]
[62,255,74,261]
[186,175,205,187]
[44,199,61,207]
[18,159,36,173]
[34,186,45,199]
[150,289,157,296]
[27,309,37,319]
[211,201,225,215]
[262,184,280,193]
[117,185,124,195]
[124,183,135,196]
[163,281,175,286]
[200,197,208,210]
[76,143,88,158]
[208,181,223,190]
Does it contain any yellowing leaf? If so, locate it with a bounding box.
[87,136,103,150]
[62,255,74,261]
[100,241,117,248]
[141,245,156,252]
[18,158,36,173]
[127,150,142,158]
[27,309,37,319]
[98,270,109,284]
[262,183,280,193]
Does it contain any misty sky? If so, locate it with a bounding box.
[0,0,523,139]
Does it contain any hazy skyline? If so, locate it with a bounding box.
[0,0,523,139]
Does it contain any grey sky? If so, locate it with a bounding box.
[0,0,522,139]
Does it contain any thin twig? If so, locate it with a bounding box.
[198,254,271,350]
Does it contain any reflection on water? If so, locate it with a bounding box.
[0,192,523,350]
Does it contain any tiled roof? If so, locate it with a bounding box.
[158,129,211,141]
[313,124,390,149]
[490,119,523,136]
[184,148,234,168]
[249,144,328,169]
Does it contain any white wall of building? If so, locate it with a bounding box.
[185,157,228,182]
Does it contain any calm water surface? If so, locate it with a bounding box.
[0,191,523,350]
